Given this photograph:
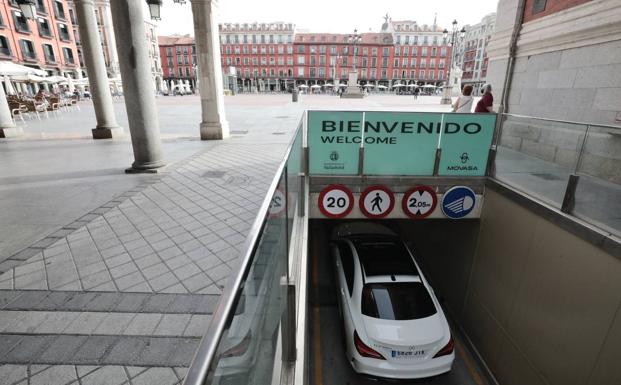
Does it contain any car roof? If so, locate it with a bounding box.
[348,236,420,278]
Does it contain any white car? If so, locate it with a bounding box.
[331,223,455,379]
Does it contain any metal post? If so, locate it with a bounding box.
[561,174,579,214]
[280,279,297,363]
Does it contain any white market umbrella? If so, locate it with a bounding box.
[408,84,419,88]
[363,84,374,88]
[377,85,388,89]
[310,84,321,88]
[393,84,405,88]
[0,61,47,76]
[43,75,69,83]
[66,76,75,93]
[338,83,347,87]
[3,76,16,95]
[298,84,308,88]
[423,84,437,88]
[11,74,49,83]
[324,83,334,87]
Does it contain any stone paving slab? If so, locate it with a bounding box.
[0,364,186,385]
[0,290,218,314]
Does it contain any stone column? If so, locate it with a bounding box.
[103,3,120,76]
[191,0,229,140]
[74,0,121,139]
[109,0,164,172]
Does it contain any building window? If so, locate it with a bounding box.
[297,67,304,76]
[419,70,425,79]
[19,39,36,60]
[393,58,399,67]
[422,47,428,56]
[318,67,325,78]
[58,23,70,41]
[395,47,400,56]
[0,36,11,57]
[35,0,46,14]
[13,11,30,33]
[432,47,437,56]
[410,58,416,67]
[296,55,304,65]
[382,47,389,56]
[372,48,378,56]
[63,47,74,64]
[42,43,55,62]
[309,68,316,77]
[54,1,66,19]
[381,69,387,79]
[37,17,52,37]
[441,47,446,57]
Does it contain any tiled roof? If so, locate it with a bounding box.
[158,35,195,46]
[294,32,393,45]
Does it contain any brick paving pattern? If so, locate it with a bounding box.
[0,142,288,384]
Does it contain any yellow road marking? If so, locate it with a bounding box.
[312,248,323,385]
[455,336,485,385]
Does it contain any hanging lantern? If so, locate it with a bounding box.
[146,0,162,21]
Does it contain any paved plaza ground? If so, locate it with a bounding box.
[0,93,451,384]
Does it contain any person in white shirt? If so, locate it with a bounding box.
[452,85,474,113]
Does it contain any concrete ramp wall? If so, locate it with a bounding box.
[462,185,621,385]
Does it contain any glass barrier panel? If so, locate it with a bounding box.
[286,124,303,240]
[573,124,621,236]
[208,171,288,385]
[494,115,587,208]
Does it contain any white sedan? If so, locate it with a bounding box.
[331,223,455,379]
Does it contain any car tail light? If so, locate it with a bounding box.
[354,330,385,360]
[433,335,454,358]
[221,330,252,358]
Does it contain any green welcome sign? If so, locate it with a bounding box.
[437,113,496,176]
[363,112,440,175]
[307,110,496,176]
[308,111,363,175]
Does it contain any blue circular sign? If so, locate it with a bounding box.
[441,186,476,219]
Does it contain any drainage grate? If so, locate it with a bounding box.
[532,173,564,181]
[203,171,226,178]
[230,130,248,135]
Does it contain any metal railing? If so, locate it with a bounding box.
[183,118,304,385]
[494,113,621,237]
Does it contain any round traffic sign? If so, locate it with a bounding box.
[318,184,354,219]
[402,186,437,219]
[441,186,476,219]
[269,188,286,216]
[359,185,395,218]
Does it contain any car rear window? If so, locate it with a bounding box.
[361,282,437,320]
[352,239,419,277]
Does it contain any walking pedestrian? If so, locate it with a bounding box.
[452,85,474,113]
[475,84,494,113]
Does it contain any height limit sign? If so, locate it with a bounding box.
[318,184,354,219]
[402,186,437,219]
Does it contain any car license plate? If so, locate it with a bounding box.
[391,349,425,359]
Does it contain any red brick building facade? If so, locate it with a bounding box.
[159,19,452,92]
[0,0,79,77]
[158,35,196,91]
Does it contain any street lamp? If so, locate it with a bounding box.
[348,29,362,70]
[16,0,37,20]
[146,0,163,21]
[440,19,466,104]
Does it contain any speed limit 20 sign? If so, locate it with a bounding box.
[402,186,437,219]
[318,184,354,218]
